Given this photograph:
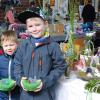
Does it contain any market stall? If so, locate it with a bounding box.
[56,75,100,100]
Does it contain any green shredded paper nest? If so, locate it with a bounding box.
[0,78,15,91]
[22,79,41,91]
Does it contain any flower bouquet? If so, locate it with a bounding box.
[76,32,100,81]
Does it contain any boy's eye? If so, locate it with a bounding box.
[35,24,41,26]
[4,45,8,47]
[9,44,15,46]
[28,25,33,27]
[28,24,41,27]
[4,44,15,47]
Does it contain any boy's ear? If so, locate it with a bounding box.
[45,21,49,28]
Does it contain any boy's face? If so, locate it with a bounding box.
[26,18,47,38]
[2,40,17,55]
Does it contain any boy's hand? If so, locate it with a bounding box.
[21,77,43,92]
[10,81,16,91]
[21,77,28,91]
[33,81,43,92]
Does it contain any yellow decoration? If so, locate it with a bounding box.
[73,38,85,54]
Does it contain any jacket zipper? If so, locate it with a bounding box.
[8,58,12,100]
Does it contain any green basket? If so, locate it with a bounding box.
[22,79,41,91]
[0,78,15,91]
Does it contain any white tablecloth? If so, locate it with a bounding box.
[56,75,100,100]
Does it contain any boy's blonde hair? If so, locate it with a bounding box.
[0,30,18,45]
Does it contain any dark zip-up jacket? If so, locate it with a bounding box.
[0,53,20,100]
[82,4,95,23]
[14,36,67,100]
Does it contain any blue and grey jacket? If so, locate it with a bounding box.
[0,53,20,100]
[14,36,67,100]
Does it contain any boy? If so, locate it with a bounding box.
[0,30,20,100]
[14,10,67,100]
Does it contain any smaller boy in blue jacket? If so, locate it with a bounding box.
[0,30,20,100]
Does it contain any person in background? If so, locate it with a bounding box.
[14,10,67,100]
[0,30,20,100]
[5,6,15,26]
[82,0,96,30]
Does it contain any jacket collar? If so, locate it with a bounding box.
[29,36,51,47]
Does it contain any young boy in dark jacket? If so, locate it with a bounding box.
[0,30,20,100]
[14,10,67,100]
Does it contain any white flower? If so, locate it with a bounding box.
[86,32,95,37]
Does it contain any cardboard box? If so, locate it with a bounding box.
[49,23,64,35]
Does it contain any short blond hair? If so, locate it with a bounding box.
[0,30,18,45]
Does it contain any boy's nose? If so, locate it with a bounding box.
[7,46,11,50]
[32,27,37,31]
